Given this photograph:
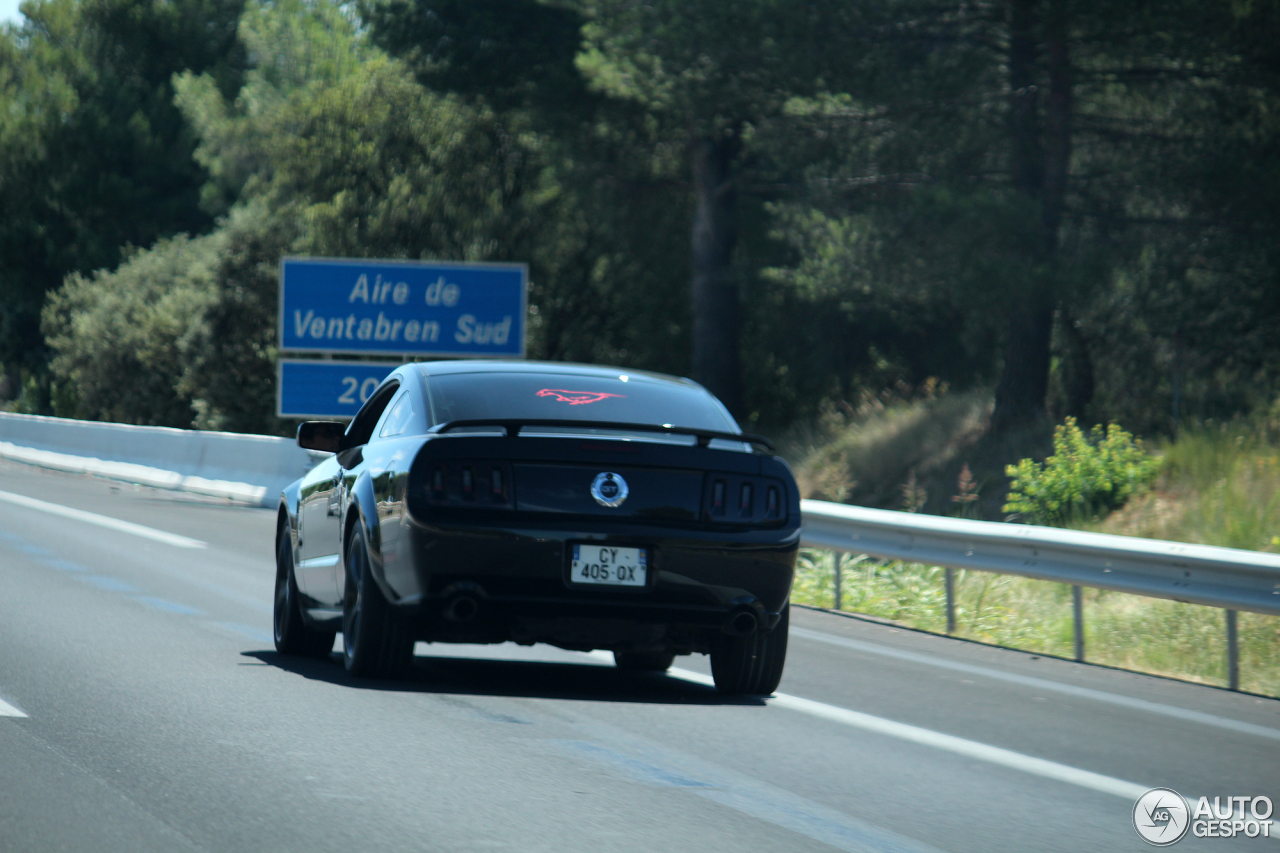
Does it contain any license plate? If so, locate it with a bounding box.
[569,544,647,587]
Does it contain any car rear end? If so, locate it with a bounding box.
[396,368,799,656]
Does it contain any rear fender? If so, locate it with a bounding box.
[343,472,399,601]
[278,481,302,555]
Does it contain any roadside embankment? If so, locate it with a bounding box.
[0,412,323,507]
[787,410,1280,697]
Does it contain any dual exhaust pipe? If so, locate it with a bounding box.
[444,594,480,622]
[441,581,486,623]
[723,608,759,637]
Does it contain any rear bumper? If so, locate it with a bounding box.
[382,516,798,652]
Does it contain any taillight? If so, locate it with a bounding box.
[422,460,514,509]
[703,475,787,524]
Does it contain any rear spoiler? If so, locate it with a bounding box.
[429,419,775,454]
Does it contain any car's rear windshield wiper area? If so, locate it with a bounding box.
[429,419,775,454]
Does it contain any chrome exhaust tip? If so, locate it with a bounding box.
[444,595,479,623]
[724,610,759,637]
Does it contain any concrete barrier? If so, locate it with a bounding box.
[0,412,325,506]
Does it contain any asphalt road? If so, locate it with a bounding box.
[1,458,1276,853]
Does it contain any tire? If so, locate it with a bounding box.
[710,604,789,695]
[274,530,336,658]
[613,650,677,672]
[342,524,413,678]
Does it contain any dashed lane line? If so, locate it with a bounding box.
[0,490,206,549]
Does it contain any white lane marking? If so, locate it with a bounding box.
[0,490,206,549]
[667,667,1148,800]
[0,696,27,718]
[790,625,1280,742]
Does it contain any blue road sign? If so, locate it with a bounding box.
[279,257,526,357]
[277,360,399,419]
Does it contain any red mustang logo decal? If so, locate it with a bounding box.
[536,389,626,406]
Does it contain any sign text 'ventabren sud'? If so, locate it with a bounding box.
[291,274,511,347]
[278,258,526,357]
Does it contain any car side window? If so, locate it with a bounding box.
[345,380,400,448]
[378,390,417,438]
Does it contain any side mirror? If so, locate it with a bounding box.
[297,421,347,453]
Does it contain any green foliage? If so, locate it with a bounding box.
[173,0,365,216]
[363,0,590,115]
[42,234,222,426]
[177,203,298,433]
[45,0,663,431]
[7,0,1280,444]
[1078,413,1280,553]
[365,0,698,378]
[1003,418,1161,525]
[0,0,245,381]
[576,0,844,130]
[792,551,1078,655]
[269,59,547,263]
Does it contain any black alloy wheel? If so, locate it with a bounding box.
[613,651,677,672]
[274,530,336,658]
[710,604,789,695]
[341,524,413,678]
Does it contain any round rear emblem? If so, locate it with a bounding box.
[590,472,629,507]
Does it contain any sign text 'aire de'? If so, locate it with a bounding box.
[278,257,527,357]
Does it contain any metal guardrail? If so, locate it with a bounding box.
[800,499,1280,689]
[0,412,324,507]
[800,500,1280,616]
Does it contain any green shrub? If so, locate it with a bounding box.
[1003,417,1160,525]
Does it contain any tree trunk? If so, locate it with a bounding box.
[1041,0,1071,245]
[1007,0,1041,199]
[690,132,744,418]
[994,302,1055,430]
[992,0,1072,433]
[1058,309,1094,420]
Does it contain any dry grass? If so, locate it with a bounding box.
[786,408,1280,698]
[783,388,1035,517]
[1088,423,1280,552]
[792,554,1280,696]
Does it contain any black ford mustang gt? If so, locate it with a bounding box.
[273,360,799,695]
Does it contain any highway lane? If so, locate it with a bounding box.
[1,458,1277,852]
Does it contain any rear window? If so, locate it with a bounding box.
[422,372,738,432]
